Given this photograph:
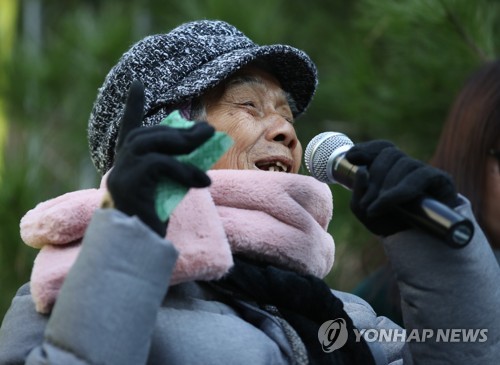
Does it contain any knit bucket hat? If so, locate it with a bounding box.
[88,19,318,175]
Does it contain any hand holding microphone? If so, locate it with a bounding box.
[305,132,474,248]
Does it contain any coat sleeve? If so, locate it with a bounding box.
[0,208,179,365]
[382,196,500,364]
[0,284,49,364]
[333,289,405,365]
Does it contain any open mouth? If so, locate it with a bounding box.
[255,159,291,173]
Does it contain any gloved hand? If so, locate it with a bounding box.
[345,140,459,237]
[106,80,214,237]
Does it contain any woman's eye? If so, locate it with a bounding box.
[239,101,256,108]
[281,114,294,124]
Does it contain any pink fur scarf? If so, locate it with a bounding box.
[20,170,335,313]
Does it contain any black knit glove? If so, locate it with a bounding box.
[106,80,214,237]
[345,140,459,237]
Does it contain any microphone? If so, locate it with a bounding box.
[304,132,474,248]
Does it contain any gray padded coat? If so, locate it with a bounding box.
[0,198,499,364]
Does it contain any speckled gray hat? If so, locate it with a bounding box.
[88,19,318,175]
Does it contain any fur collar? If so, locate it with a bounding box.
[21,170,335,313]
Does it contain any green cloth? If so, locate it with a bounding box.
[155,111,233,221]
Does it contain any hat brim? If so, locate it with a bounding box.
[156,44,317,118]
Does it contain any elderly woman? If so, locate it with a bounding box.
[0,20,499,365]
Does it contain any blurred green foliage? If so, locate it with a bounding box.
[1,0,498,319]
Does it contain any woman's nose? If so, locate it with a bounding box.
[266,115,299,151]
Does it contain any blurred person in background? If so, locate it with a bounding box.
[354,59,500,326]
[0,20,499,365]
[431,59,500,252]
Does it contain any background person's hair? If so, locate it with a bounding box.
[430,59,500,242]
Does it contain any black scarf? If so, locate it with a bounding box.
[213,257,376,365]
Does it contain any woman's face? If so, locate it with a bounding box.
[202,66,302,174]
[484,148,500,248]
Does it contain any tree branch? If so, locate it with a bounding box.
[438,0,490,62]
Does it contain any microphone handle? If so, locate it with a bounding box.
[396,198,474,248]
[329,154,474,248]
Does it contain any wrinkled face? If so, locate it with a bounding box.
[202,66,302,173]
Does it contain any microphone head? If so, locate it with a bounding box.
[304,132,354,183]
